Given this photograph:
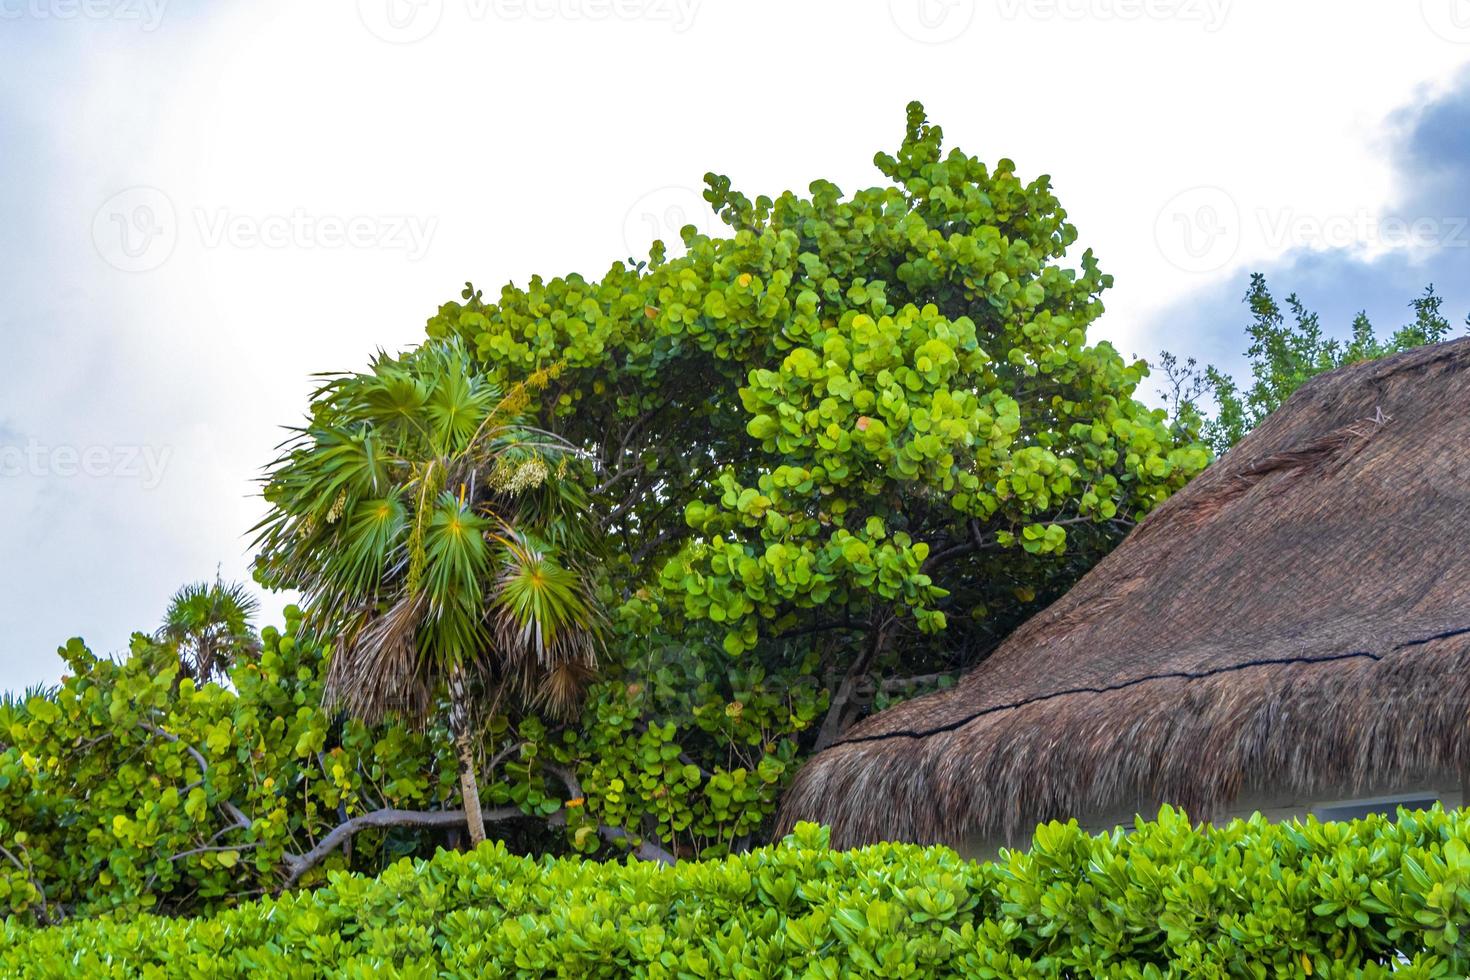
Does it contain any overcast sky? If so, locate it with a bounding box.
[2,0,1468,692]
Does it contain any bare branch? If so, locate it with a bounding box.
[813,615,894,752]
[922,519,996,573]
[485,739,527,775]
[280,805,524,888]
[879,672,955,693]
[629,525,684,566]
[166,840,265,864]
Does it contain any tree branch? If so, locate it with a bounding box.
[486,739,527,775]
[591,463,644,499]
[280,805,525,888]
[922,519,995,573]
[629,525,685,566]
[879,672,955,693]
[139,722,252,830]
[542,764,676,865]
[813,615,893,752]
[773,618,857,642]
[600,470,664,529]
[596,407,660,478]
[166,840,265,864]
[0,843,51,926]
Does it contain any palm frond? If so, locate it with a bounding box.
[254,337,606,725]
[157,576,261,682]
[325,592,431,725]
[489,538,603,718]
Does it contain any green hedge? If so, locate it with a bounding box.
[5,806,1469,978]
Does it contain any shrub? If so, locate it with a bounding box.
[0,613,460,924]
[0,610,819,925]
[6,806,1469,977]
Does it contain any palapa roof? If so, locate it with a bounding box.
[778,337,1470,848]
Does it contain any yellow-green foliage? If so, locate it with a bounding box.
[0,611,451,922]
[7,807,1470,978]
[0,611,824,924]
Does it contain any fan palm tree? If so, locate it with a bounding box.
[253,340,603,845]
[157,576,261,683]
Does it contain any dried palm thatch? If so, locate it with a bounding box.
[777,338,1470,849]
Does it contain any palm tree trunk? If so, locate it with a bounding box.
[446,663,486,846]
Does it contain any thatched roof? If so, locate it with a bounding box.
[778,337,1470,848]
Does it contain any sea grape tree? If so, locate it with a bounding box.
[429,102,1209,746]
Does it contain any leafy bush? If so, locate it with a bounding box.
[7,806,1470,977]
[0,606,825,925]
[0,612,458,924]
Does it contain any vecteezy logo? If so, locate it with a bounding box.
[1154,186,1240,274]
[0,440,173,490]
[357,0,443,43]
[889,0,976,43]
[622,186,719,259]
[92,187,178,273]
[1422,0,1470,42]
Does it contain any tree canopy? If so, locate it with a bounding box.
[1161,273,1468,454]
[429,102,1208,745]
